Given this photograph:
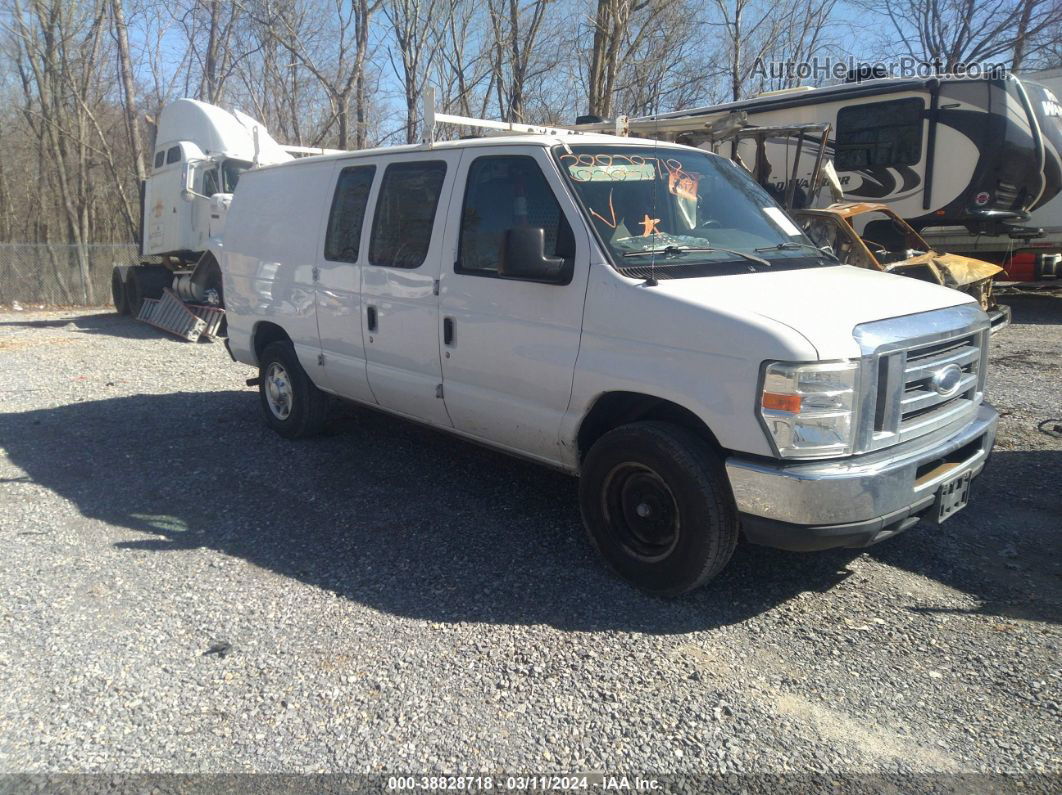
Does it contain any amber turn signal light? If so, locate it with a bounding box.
[762,392,802,412]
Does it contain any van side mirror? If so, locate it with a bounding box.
[180,163,196,202]
[499,227,567,283]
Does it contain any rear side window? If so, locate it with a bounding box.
[458,156,574,276]
[166,146,181,165]
[324,165,376,262]
[369,161,446,268]
[154,151,164,169]
[835,98,923,170]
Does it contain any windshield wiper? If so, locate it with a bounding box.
[755,241,838,261]
[622,245,771,268]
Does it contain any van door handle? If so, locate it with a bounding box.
[443,317,454,346]
[366,305,377,332]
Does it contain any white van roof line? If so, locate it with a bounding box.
[249,89,713,173]
[250,133,698,173]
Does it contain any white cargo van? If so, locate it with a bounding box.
[221,133,997,595]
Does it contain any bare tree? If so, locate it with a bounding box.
[709,0,795,101]
[483,0,557,121]
[171,0,245,103]
[385,0,443,143]
[110,0,146,187]
[585,0,683,118]
[258,0,382,149]
[430,0,491,118]
[8,0,113,302]
[758,0,842,91]
[863,0,1062,71]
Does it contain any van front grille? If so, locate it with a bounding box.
[854,306,988,455]
[897,335,980,440]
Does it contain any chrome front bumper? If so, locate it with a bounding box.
[726,404,998,551]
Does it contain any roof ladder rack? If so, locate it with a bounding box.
[422,88,603,147]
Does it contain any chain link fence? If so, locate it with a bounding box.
[0,243,141,307]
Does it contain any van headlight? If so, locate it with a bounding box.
[759,360,859,458]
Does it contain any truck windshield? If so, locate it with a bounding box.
[222,159,252,192]
[554,145,830,275]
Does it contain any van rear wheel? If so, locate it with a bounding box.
[257,341,329,439]
[579,421,738,596]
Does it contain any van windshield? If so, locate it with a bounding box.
[554,145,831,275]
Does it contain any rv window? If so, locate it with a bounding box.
[324,165,376,263]
[369,161,446,269]
[166,146,181,165]
[457,156,573,277]
[835,98,923,170]
[154,151,164,169]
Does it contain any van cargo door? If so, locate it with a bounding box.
[314,161,378,405]
[359,151,463,427]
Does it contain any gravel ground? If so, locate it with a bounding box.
[0,296,1058,783]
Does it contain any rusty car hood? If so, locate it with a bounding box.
[886,251,1004,288]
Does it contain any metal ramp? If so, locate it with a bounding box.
[137,288,216,341]
[187,304,226,340]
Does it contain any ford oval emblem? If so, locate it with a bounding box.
[930,364,964,397]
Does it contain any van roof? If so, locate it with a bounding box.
[250,133,702,172]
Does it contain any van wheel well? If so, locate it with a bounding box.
[253,322,292,361]
[577,392,723,463]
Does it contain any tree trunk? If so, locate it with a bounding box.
[111,0,146,187]
[1011,0,1035,71]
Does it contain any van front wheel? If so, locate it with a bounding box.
[257,341,329,439]
[579,421,738,596]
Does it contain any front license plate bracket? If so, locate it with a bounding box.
[935,469,973,523]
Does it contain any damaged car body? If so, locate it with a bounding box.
[795,202,1010,332]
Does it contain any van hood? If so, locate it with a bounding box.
[652,264,975,359]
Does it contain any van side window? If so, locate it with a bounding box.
[368,161,446,269]
[166,146,182,165]
[154,151,165,169]
[835,98,923,170]
[325,165,376,263]
[457,156,574,277]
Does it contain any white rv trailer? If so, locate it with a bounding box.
[575,75,1062,237]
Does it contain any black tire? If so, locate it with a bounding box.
[126,265,170,318]
[579,421,738,596]
[111,269,128,315]
[258,341,329,439]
